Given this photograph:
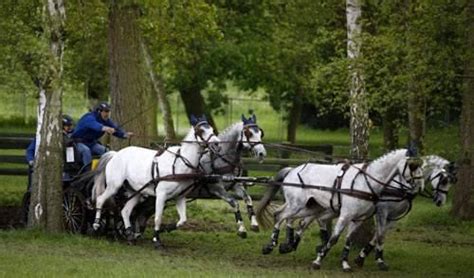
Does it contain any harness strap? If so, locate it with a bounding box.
[330,162,350,212]
[267,179,378,202]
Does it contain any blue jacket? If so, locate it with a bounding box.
[26,139,36,163]
[71,111,126,145]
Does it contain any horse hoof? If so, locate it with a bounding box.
[342,261,352,272]
[237,231,247,239]
[311,262,321,270]
[278,243,294,254]
[250,225,259,232]
[262,244,274,255]
[354,256,365,267]
[154,242,165,250]
[377,262,389,271]
[92,222,101,231]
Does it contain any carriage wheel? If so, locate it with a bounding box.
[63,187,87,234]
[20,192,31,226]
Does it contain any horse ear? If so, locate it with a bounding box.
[241,114,246,122]
[190,114,198,126]
[201,114,207,122]
[251,114,257,123]
[405,141,418,157]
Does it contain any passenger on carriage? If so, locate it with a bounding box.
[71,101,133,170]
[25,114,76,190]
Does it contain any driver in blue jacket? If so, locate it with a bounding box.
[71,102,133,169]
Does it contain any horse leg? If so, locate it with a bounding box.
[262,204,299,255]
[93,184,120,231]
[234,183,259,232]
[374,218,396,271]
[278,220,295,254]
[152,192,167,250]
[354,233,376,268]
[339,220,364,272]
[311,215,351,270]
[315,211,335,253]
[176,196,187,228]
[209,183,247,238]
[121,194,141,244]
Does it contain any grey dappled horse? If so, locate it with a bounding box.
[256,149,423,271]
[199,114,266,238]
[275,154,456,271]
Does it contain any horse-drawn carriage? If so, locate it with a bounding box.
[19,114,458,272]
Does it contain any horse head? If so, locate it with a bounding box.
[425,158,458,207]
[377,149,424,194]
[190,114,220,152]
[241,114,267,162]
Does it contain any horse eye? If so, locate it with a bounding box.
[244,129,252,138]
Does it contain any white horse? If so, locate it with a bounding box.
[199,114,266,238]
[274,154,456,271]
[256,149,423,271]
[91,115,220,248]
[352,155,457,270]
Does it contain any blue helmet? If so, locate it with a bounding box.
[96,102,111,112]
[62,114,74,126]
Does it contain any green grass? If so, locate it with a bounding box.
[0,199,473,277]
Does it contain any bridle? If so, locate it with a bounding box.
[193,121,218,147]
[423,169,453,197]
[240,124,264,151]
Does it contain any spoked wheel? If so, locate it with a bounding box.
[63,187,87,234]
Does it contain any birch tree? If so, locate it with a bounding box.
[346,0,372,247]
[347,0,369,160]
[28,0,66,232]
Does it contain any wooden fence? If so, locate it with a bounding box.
[0,133,333,177]
[0,133,32,176]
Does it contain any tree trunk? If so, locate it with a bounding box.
[141,41,177,142]
[346,0,371,247]
[28,0,66,232]
[179,87,218,133]
[286,89,303,144]
[452,1,474,219]
[382,107,399,151]
[407,90,426,153]
[108,2,153,149]
[347,0,369,161]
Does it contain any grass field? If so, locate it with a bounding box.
[0,198,473,277]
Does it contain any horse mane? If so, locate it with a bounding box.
[422,155,449,168]
[217,121,243,144]
[183,126,198,142]
[370,149,408,165]
[218,122,243,142]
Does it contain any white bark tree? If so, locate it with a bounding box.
[28,0,66,232]
[347,0,369,160]
[346,0,371,246]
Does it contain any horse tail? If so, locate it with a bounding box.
[91,151,117,202]
[256,167,293,229]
